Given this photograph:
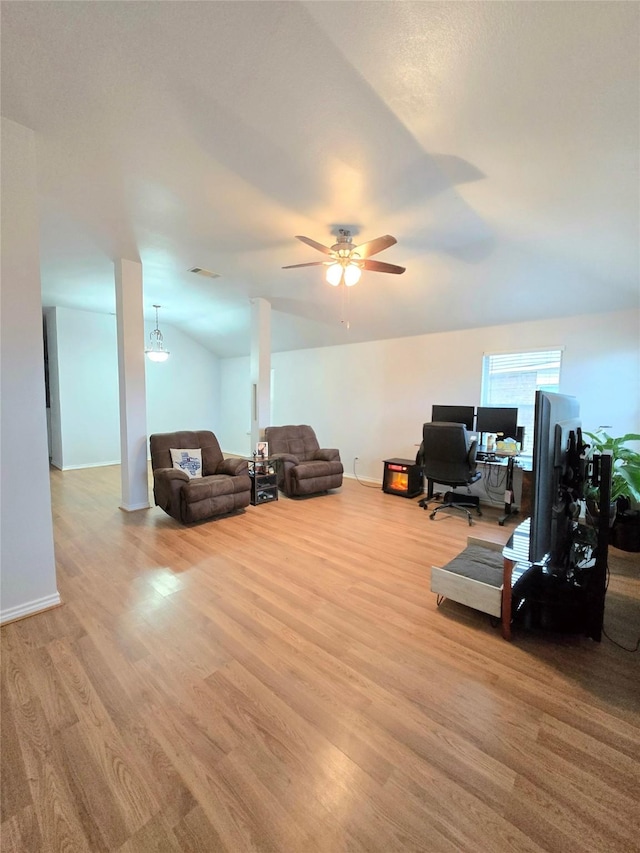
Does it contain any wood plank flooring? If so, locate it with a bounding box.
[2,465,639,852]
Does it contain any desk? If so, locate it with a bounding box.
[426,456,532,525]
[480,455,532,525]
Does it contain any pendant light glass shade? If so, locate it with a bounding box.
[146,345,169,363]
[326,260,362,287]
[344,263,362,286]
[326,263,343,286]
[145,304,170,362]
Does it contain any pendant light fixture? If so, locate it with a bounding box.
[145,304,170,363]
[326,262,343,286]
[325,259,362,287]
[342,262,362,287]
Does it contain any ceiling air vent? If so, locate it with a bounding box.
[189,267,220,279]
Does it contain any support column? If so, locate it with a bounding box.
[0,118,59,624]
[115,259,150,511]
[250,298,271,451]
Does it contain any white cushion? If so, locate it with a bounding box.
[170,448,202,479]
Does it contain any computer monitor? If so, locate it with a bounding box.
[475,406,518,439]
[431,405,475,432]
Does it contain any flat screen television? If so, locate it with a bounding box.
[529,390,581,568]
[431,404,475,432]
[475,406,518,440]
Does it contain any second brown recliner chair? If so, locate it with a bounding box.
[265,425,343,497]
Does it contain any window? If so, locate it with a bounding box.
[481,349,563,453]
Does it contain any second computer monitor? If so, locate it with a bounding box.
[431,405,475,432]
[475,406,518,439]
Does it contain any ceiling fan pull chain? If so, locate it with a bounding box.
[341,283,351,330]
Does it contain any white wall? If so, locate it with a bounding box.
[145,322,220,437]
[45,307,221,468]
[217,309,639,482]
[217,358,252,456]
[1,118,59,624]
[47,306,121,469]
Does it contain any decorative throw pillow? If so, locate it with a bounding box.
[170,448,203,479]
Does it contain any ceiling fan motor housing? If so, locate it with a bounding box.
[332,230,358,259]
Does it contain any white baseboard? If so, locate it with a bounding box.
[119,502,150,512]
[1,592,62,626]
[59,460,121,471]
[343,472,381,485]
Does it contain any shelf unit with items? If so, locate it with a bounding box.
[248,457,279,506]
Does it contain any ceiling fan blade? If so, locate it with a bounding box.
[295,235,333,255]
[282,261,327,269]
[362,259,406,274]
[353,234,397,258]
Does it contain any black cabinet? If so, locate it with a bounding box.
[249,459,278,505]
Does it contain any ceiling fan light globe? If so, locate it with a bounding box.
[326,263,343,286]
[146,348,170,362]
[344,264,362,287]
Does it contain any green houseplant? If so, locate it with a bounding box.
[583,429,640,550]
[583,429,640,504]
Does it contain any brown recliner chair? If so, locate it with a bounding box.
[264,425,343,497]
[150,430,251,524]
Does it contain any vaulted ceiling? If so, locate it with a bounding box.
[2,1,638,357]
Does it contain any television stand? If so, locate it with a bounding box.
[431,453,611,642]
[502,455,611,641]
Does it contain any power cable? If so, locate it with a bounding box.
[482,462,507,505]
[353,457,382,488]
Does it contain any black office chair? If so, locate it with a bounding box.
[418,422,482,525]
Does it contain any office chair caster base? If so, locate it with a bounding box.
[429,505,477,525]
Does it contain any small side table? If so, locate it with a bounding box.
[248,458,278,506]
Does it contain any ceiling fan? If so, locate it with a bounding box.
[282,229,406,286]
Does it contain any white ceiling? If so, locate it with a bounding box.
[2,1,638,358]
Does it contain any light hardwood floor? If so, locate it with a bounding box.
[2,466,639,852]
